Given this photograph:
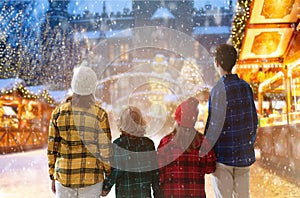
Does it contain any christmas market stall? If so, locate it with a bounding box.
[231,0,300,174]
[0,78,55,154]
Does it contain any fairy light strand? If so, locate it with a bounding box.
[230,0,252,54]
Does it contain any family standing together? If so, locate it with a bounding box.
[47,44,258,198]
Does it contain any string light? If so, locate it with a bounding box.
[230,0,252,54]
[0,2,41,82]
[0,83,54,104]
[0,1,80,101]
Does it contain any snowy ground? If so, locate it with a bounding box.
[0,148,300,198]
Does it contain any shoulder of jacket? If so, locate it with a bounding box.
[93,103,106,112]
[51,102,70,120]
[113,137,122,144]
[53,101,70,112]
[142,137,155,144]
[159,132,174,147]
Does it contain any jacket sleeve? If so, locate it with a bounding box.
[199,136,216,174]
[102,141,124,192]
[97,109,113,176]
[250,86,258,144]
[203,82,227,150]
[151,146,162,198]
[47,106,61,180]
[102,158,121,191]
[204,149,216,174]
[157,137,169,187]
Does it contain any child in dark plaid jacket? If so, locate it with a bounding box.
[102,106,162,198]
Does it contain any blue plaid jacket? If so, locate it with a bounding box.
[205,74,258,167]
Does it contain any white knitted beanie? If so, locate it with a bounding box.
[71,62,97,96]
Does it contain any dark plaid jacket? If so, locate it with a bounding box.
[205,74,258,167]
[103,135,162,198]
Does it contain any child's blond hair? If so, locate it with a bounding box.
[118,106,146,137]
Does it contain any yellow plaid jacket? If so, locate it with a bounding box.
[47,101,112,188]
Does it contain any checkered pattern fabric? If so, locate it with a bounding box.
[205,74,258,167]
[47,102,112,188]
[103,135,161,198]
[158,131,216,198]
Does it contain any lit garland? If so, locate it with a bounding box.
[0,84,36,98]
[230,0,252,54]
[0,83,54,104]
[40,89,54,104]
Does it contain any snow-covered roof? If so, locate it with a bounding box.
[105,28,132,38]
[0,78,25,91]
[26,85,45,95]
[74,28,132,40]
[0,78,69,104]
[151,7,175,20]
[48,90,70,104]
[74,31,102,41]
[192,26,231,35]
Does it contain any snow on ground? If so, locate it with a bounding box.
[0,148,300,198]
[0,148,53,198]
[0,148,212,198]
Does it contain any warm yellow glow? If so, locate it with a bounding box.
[251,32,281,55]
[262,0,295,19]
[250,0,300,23]
[258,71,284,93]
[240,28,294,59]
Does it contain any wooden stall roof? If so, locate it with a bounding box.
[0,78,55,104]
[236,0,300,66]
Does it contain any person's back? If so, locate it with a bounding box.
[49,99,112,187]
[158,97,216,198]
[213,74,257,166]
[112,134,159,198]
[102,106,161,198]
[158,128,216,198]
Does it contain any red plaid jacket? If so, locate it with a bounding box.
[157,129,216,198]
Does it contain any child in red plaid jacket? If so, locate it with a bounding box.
[158,97,216,198]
